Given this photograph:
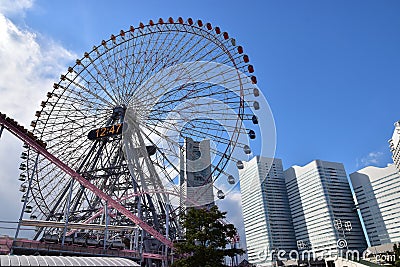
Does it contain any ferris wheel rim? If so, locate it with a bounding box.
[21,17,259,227]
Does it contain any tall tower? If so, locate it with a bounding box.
[350,164,400,246]
[389,121,400,173]
[284,160,367,256]
[182,138,214,208]
[239,156,297,266]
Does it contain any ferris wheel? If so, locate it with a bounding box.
[19,17,262,253]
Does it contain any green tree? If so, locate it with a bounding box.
[172,205,244,267]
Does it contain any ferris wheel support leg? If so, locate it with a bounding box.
[178,149,185,238]
[11,154,39,255]
[139,228,145,265]
[0,125,4,139]
[61,179,74,246]
[124,125,162,231]
[163,200,170,267]
[103,201,109,250]
[126,115,172,225]
[134,193,142,251]
[129,171,142,252]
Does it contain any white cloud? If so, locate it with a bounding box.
[0,0,33,16]
[357,151,384,168]
[0,13,76,124]
[217,190,248,260]
[0,8,76,235]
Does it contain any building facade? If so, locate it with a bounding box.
[239,156,297,266]
[181,138,214,207]
[389,121,400,174]
[284,160,367,256]
[350,164,400,246]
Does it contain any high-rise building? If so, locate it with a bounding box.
[284,160,367,256]
[350,164,400,246]
[389,121,400,173]
[181,138,214,207]
[239,156,297,266]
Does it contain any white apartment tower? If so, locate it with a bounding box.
[350,164,400,246]
[284,160,367,256]
[389,121,400,173]
[239,157,297,266]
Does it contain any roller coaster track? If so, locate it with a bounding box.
[0,112,173,248]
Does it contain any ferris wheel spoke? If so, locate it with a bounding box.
[132,59,243,109]
[168,26,232,64]
[121,36,144,101]
[147,118,235,149]
[79,65,121,106]
[127,35,155,85]
[129,30,200,102]
[164,32,203,65]
[188,26,238,65]
[138,125,182,177]
[35,165,66,193]
[184,118,248,135]
[47,99,106,114]
[61,75,114,106]
[36,174,72,216]
[109,45,128,103]
[128,38,168,103]
[116,48,136,102]
[149,93,242,115]
[100,46,130,104]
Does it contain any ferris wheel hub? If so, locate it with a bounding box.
[111,105,126,121]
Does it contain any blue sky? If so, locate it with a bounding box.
[17,0,400,172]
[0,0,399,250]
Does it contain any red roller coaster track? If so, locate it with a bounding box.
[0,112,173,248]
